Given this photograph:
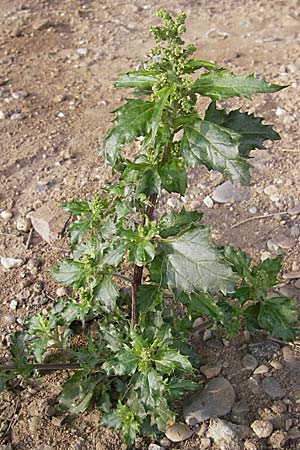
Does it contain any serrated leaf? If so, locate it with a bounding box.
[223,244,251,278]
[167,378,199,396]
[101,241,128,267]
[59,371,97,414]
[251,255,283,289]
[150,86,171,142]
[100,323,123,352]
[258,297,297,341]
[158,208,203,238]
[205,102,280,157]
[115,70,159,88]
[122,163,161,196]
[181,119,250,185]
[52,260,81,286]
[129,240,155,267]
[134,370,164,408]
[68,220,90,246]
[158,158,187,195]
[154,348,193,375]
[104,346,138,376]
[94,276,118,313]
[137,285,163,313]
[183,58,218,73]
[100,99,155,166]
[180,291,223,320]
[62,200,90,215]
[157,226,236,295]
[194,69,284,100]
[10,332,32,377]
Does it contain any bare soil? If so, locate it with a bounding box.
[0,0,300,449]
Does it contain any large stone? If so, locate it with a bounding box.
[183,377,235,425]
[261,377,285,400]
[248,341,280,360]
[165,423,193,442]
[29,201,70,244]
[1,257,24,269]
[207,418,250,450]
[212,181,250,203]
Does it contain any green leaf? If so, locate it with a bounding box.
[94,276,118,313]
[180,291,223,321]
[194,69,284,100]
[129,240,155,267]
[184,58,218,73]
[205,102,280,157]
[68,220,90,246]
[158,208,203,238]
[157,226,236,295]
[59,371,97,414]
[104,346,138,376]
[167,378,199,396]
[154,348,193,375]
[101,241,128,267]
[258,297,297,341]
[52,260,81,286]
[223,244,251,278]
[0,372,11,391]
[181,119,250,185]
[137,285,163,313]
[158,158,187,195]
[100,99,155,166]
[134,370,164,408]
[62,200,90,215]
[122,163,161,196]
[10,332,32,377]
[251,255,283,289]
[150,86,171,142]
[115,70,159,88]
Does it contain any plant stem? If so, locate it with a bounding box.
[131,193,158,327]
[0,363,81,371]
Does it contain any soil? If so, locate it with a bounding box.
[0,0,300,449]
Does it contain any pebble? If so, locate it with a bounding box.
[0,110,6,120]
[242,354,258,371]
[264,185,278,196]
[165,423,193,442]
[244,440,257,450]
[76,47,89,56]
[282,271,300,280]
[261,377,285,400]
[248,341,280,360]
[266,239,279,252]
[288,427,300,439]
[282,346,299,369]
[207,418,248,450]
[248,206,258,214]
[200,364,222,379]
[288,204,300,215]
[203,329,212,341]
[159,437,171,448]
[56,287,68,297]
[290,225,300,238]
[272,234,295,249]
[10,112,24,120]
[29,201,70,244]
[148,445,163,450]
[1,257,24,269]
[253,364,269,375]
[203,195,214,208]
[9,299,18,310]
[53,94,67,103]
[251,420,273,438]
[269,430,288,448]
[200,437,211,449]
[0,210,13,221]
[183,377,235,425]
[212,181,250,203]
[16,217,31,232]
[231,399,250,425]
[12,90,28,99]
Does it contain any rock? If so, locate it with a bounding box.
[261,377,285,400]
[203,329,212,341]
[183,377,235,425]
[248,206,258,214]
[266,239,279,252]
[200,437,211,449]
[10,112,24,120]
[56,287,68,297]
[269,430,288,448]
[9,299,18,310]
[244,441,257,450]
[159,437,171,448]
[282,346,299,369]
[209,171,224,186]
[53,94,67,103]
[253,364,269,375]
[16,217,31,232]
[0,110,6,120]
[165,423,193,442]
[12,90,28,99]
[203,195,214,208]
[1,257,24,269]
[29,201,69,244]
[288,427,300,439]
[271,401,287,414]
[212,181,250,203]
[148,444,163,450]
[282,271,300,280]
[242,354,258,371]
[264,185,278,196]
[251,420,273,438]
[288,204,300,215]
[290,225,300,238]
[207,418,249,450]
[0,210,13,221]
[77,47,89,56]
[272,234,295,249]
[231,399,250,425]
[200,364,222,379]
[248,341,280,360]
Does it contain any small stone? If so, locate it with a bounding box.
[0,210,13,221]
[231,399,250,425]
[244,330,251,342]
[203,195,214,208]
[272,234,296,249]
[271,400,287,414]
[288,427,300,439]
[253,364,269,375]
[275,107,286,117]
[148,445,163,450]
[9,299,18,310]
[282,271,300,280]
[56,287,68,297]
[200,364,222,379]
[200,437,211,449]
[282,346,299,369]
[242,354,258,371]
[203,329,212,341]
[29,201,70,244]
[269,430,288,448]
[0,110,6,120]
[248,341,280,360]
[207,418,247,450]
[12,90,28,99]
[264,185,278,196]
[10,112,24,120]
[251,420,273,438]
[288,204,300,215]
[285,418,293,430]
[244,440,257,450]
[248,206,258,214]
[212,181,250,203]
[53,94,67,103]
[16,217,31,232]
[57,112,64,118]
[290,225,300,238]
[209,171,224,186]
[261,377,285,400]
[270,360,283,370]
[159,437,171,448]
[77,47,88,56]
[266,239,279,252]
[165,423,193,442]
[1,257,24,269]
[183,377,235,425]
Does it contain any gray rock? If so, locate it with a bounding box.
[29,201,70,244]
[165,423,193,442]
[269,430,288,448]
[248,341,280,360]
[261,377,285,400]
[251,420,273,438]
[12,90,28,99]
[248,206,258,214]
[272,234,296,249]
[148,445,163,450]
[282,271,300,280]
[212,181,250,203]
[77,47,89,56]
[264,185,278,196]
[207,418,250,450]
[10,112,24,120]
[290,225,300,238]
[266,239,279,252]
[0,210,13,221]
[1,257,24,269]
[203,195,214,208]
[16,217,31,232]
[183,377,235,425]
[231,399,250,425]
[242,354,258,371]
[288,204,300,215]
[0,111,6,120]
[253,364,269,375]
[200,364,222,379]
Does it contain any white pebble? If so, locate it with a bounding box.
[1,210,13,221]
[203,195,214,208]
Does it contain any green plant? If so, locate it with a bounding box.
[1,9,297,448]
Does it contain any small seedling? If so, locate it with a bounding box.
[1,9,297,448]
